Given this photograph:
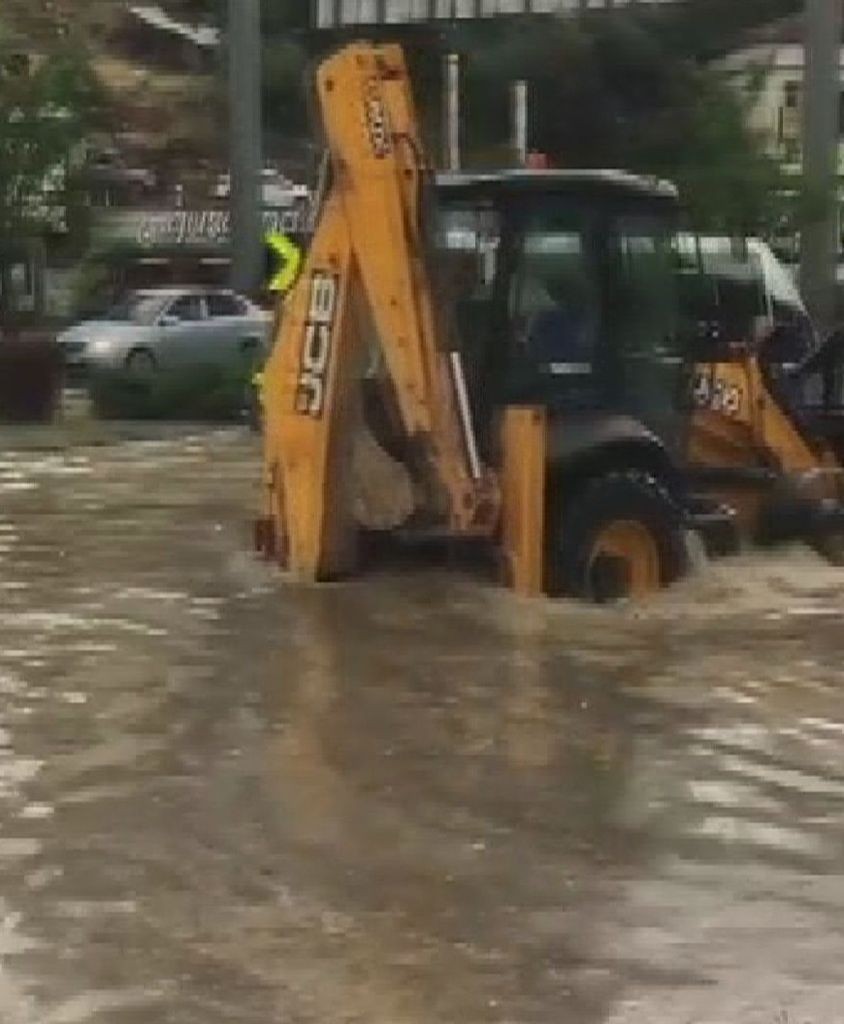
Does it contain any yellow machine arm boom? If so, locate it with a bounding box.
[257,43,500,581]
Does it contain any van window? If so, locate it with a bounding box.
[675,235,766,341]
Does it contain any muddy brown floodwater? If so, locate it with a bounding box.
[1,425,844,1024]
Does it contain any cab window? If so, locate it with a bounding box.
[606,211,687,441]
[435,202,503,448]
[609,214,680,359]
[436,205,501,306]
[435,204,502,355]
[510,207,599,375]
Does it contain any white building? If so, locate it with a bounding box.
[719,16,844,172]
[313,0,684,29]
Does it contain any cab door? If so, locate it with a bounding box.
[504,200,603,411]
[604,211,688,454]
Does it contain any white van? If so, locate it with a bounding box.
[675,234,816,363]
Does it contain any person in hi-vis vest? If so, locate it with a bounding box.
[249,232,304,429]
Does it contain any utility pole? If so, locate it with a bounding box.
[443,53,461,171]
[800,0,843,332]
[511,80,529,167]
[227,0,263,294]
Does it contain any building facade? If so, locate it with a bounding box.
[716,17,844,259]
[719,22,844,174]
[314,0,683,29]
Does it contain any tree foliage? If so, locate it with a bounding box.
[0,28,98,238]
[148,2,804,233]
[448,13,789,232]
[250,1,800,234]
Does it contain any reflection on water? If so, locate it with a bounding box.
[0,427,842,1022]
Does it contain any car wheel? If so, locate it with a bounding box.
[125,348,157,377]
[551,471,688,602]
[244,375,263,433]
[811,531,844,566]
[239,339,262,368]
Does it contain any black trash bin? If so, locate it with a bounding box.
[0,334,63,423]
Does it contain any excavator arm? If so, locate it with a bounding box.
[256,43,500,581]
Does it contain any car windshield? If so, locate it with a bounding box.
[105,293,168,325]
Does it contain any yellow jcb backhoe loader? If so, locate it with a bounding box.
[687,321,844,561]
[255,42,844,601]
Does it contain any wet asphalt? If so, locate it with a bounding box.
[1,425,843,1024]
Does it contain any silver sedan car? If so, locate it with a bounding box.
[57,288,272,376]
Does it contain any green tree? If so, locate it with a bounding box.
[255,1,800,233]
[0,32,97,230]
[452,13,788,232]
[0,26,98,324]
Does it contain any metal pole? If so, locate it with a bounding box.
[800,0,842,333]
[512,79,529,167]
[443,53,461,171]
[228,0,263,294]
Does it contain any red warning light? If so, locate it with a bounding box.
[526,151,550,169]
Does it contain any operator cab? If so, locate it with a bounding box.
[434,170,687,457]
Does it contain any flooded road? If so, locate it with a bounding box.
[1,426,843,1023]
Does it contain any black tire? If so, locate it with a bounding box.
[701,517,742,559]
[811,532,844,566]
[125,348,157,376]
[686,495,741,559]
[239,339,262,367]
[244,377,263,433]
[551,471,688,602]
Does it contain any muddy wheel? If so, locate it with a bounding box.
[125,348,157,377]
[811,531,844,566]
[245,378,263,434]
[552,471,688,602]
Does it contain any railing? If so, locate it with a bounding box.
[314,0,685,28]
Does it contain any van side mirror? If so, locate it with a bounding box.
[159,314,179,328]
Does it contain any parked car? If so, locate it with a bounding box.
[57,287,272,376]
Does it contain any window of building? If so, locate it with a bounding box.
[784,81,800,110]
[434,0,477,15]
[315,0,336,28]
[385,0,413,21]
[480,0,529,13]
[2,261,37,314]
[349,0,378,21]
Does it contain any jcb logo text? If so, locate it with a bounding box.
[295,273,338,418]
[364,79,392,158]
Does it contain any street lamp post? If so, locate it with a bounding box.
[512,79,529,167]
[443,52,461,172]
[228,0,263,294]
[801,0,843,332]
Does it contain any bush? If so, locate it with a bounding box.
[88,362,252,422]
